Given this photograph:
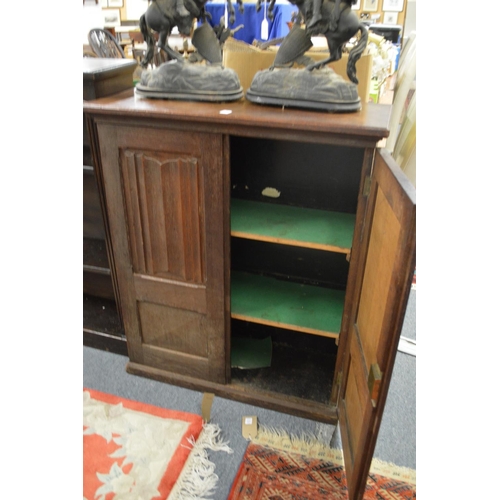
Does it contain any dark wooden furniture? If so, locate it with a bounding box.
[83,59,137,355]
[88,29,126,59]
[84,93,416,500]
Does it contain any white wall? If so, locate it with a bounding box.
[126,0,150,20]
[404,0,416,37]
[83,3,104,43]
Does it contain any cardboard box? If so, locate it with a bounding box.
[223,38,373,103]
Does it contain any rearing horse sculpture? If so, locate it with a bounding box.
[140,0,244,68]
[256,0,367,84]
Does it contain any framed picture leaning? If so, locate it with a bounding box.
[362,0,379,13]
[382,0,404,12]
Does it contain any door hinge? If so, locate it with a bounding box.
[336,370,343,387]
[363,175,372,197]
[368,363,382,407]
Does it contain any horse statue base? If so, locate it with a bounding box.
[135,59,244,102]
[246,66,361,112]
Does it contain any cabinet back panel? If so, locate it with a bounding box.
[230,137,364,213]
[231,238,349,289]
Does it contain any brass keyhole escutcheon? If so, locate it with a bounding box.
[368,363,382,407]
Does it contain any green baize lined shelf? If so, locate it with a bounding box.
[231,199,355,254]
[231,272,345,339]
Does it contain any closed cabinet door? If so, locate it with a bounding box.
[336,148,416,499]
[95,121,228,384]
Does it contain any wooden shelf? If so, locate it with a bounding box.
[231,199,355,254]
[231,271,345,338]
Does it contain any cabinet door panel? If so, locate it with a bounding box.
[121,151,205,282]
[96,122,227,383]
[337,148,416,500]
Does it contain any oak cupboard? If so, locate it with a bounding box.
[84,91,416,499]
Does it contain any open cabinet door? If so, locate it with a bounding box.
[336,148,416,499]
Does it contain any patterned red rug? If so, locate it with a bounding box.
[228,429,416,499]
[83,388,232,500]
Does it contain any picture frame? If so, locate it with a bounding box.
[107,0,124,7]
[362,0,379,13]
[351,0,361,10]
[383,11,398,24]
[103,8,121,27]
[382,0,404,12]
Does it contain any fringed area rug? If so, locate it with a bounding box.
[83,388,232,500]
[228,427,416,499]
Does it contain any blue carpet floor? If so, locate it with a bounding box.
[83,288,416,498]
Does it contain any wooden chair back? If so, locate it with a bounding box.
[88,28,126,59]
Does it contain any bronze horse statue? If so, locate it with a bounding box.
[255,0,367,84]
[140,0,244,67]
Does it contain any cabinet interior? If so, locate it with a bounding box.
[228,136,364,405]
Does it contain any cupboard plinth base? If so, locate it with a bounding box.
[126,361,338,424]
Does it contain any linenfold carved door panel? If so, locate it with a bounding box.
[96,122,227,384]
[336,148,416,500]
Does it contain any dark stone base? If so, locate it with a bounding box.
[135,60,243,102]
[246,66,361,113]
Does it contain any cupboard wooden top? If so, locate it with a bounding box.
[83,59,137,82]
[83,89,391,146]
